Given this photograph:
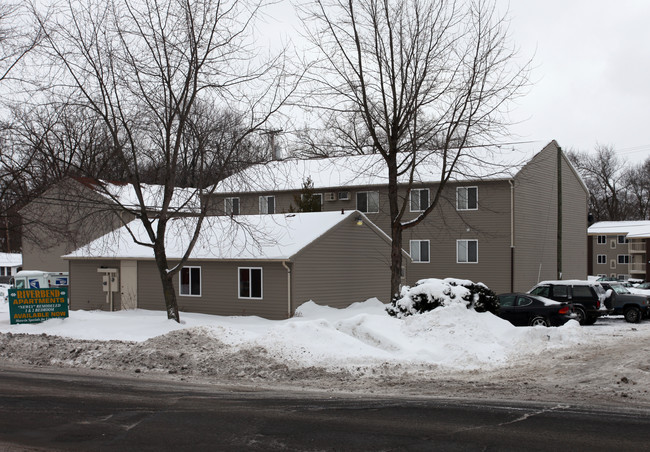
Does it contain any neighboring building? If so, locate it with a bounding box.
[0,252,22,279]
[587,221,650,281]
[206,140,589,293]
[20,177,199,272]
[64,211,406,319]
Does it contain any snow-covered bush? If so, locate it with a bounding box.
[386,278,499,318]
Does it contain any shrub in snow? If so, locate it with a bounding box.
[386,278,499,318]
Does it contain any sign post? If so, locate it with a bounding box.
[8,288,69,325]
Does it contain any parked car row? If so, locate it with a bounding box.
[496,279,650,328]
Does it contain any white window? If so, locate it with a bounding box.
[456,187,478,210]
[356,191,379,213]
[224,197,240,215]
[410,188,429,212]
[597,254,607,264]
[239,267,263,299]
[259,195,275,214]
[457,239,478,263]
[597,235,606,244]
[410,240,430,263]
[179,266,201,296]
[338,191,350,200]
[617,254,630,264]
[618,235,628,244]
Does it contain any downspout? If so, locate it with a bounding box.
[557,146,563,280]
[509,179,515,292]
[282,261,292,319]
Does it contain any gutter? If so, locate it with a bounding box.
[282,261,292,319]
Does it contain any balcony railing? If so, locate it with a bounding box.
[629,241,647,253]
[629,262,646,274]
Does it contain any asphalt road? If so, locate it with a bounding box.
[1,366,649,451]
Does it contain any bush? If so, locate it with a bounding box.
[386,277,499,318]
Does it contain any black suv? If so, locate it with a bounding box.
[528,280,610,325]
[600,282,650,323]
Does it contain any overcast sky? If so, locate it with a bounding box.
[262,0,650,164]
[495,0,650,163]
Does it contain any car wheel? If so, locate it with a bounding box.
[624,307,642,324]
[574,307,587,325]
[529,316,550,327]
[583,316,597,325]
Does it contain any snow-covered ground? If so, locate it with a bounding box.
[1,298,650,408]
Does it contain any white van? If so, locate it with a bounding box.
[13,271,69,290]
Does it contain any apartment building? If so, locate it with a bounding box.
[207,140,589,294]
[588,221,650,281]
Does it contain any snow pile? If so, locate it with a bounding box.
[387,277,499,318]
[0,297,587,372]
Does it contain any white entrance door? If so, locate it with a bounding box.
[120,261,138,310]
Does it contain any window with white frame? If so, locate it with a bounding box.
[618,235,628,244]
[356,191,379,213]
[597,235,606,244]
[597,254,607,264]
[224,197,240,215]
[456,186,478,210]
[410,188,429,212]
[239,267,263,299]
[179,266,201,296]
[617,254,630,264]
[457,239,478,263]
[259,195,275,214]
[410,240,430,263]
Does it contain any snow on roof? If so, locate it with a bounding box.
[65,211,360,261]
[75,178,200,212]
[0,253,21,267]
[212,147,535,194]
[588,221,650,238]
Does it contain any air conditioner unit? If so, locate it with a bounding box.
[338,191,349,201]
[325,192,337,202]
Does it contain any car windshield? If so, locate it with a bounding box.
[610,284,630,294]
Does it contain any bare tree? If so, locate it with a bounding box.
[33,0,297,321]
[299,0,528,299]
[568,146,631,222]
[0,2,42,84]
[623,157,650,221]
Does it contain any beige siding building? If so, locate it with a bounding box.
[587,221,650,281]
[64,211,405,319]
[207,141,589,294]
[21,177,198,273]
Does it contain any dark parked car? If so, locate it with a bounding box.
[600,282,650,323]
[528,280,610,325]
[497,293,575,327]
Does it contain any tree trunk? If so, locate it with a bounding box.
[390,222,403,301]
[153,243,180,322]
[387,153,403,301]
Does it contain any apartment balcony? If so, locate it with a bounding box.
[629,241,647,253]
[629,262,647,274]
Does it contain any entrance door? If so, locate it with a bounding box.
[120,261,138,310]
